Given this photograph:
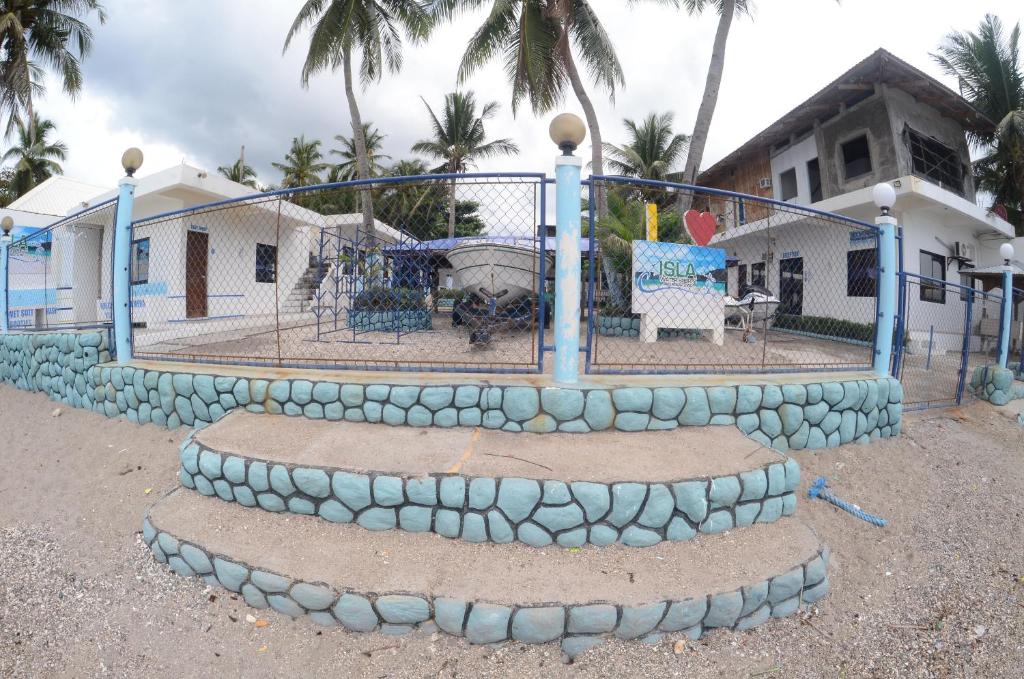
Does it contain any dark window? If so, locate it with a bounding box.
[738,263,748,289]
[959,273,975,302]
[256,243,277,283]
[906,127,964,195]
[841,135,872,180]
[807,158,823,203]
[846,247,877,297]
[779,168,798,202]
[751,261,766,288]
[131,238,150,285]
[919,250,946,303]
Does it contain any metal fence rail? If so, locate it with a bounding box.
[128,173,547,373]
[585,176,880,374]
[1015,287,1024,375]
[6,199,118,331]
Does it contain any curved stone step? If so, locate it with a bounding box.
[178,412,800,548]
[144,489,830,657]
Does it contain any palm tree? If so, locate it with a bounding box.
[1,112,65,197]
[272,135,330,189]
[604,112,688,182]
[332,123,391,180]
[284,0,431,245]
[0,0,106,143]
[412,91,519,237]
[217,159,259,189]
[933,14,1024,233]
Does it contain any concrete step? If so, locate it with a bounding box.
[178,411,799,548]
[144,489,829,657]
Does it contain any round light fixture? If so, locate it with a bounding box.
[121,147,144,177]
[1,215,13,236]
[872,182,896,214]
[549,113,587,155]
[1000,242,1014,263]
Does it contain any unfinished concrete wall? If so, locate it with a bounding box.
[819,92,898,200]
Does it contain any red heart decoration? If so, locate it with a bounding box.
[684,210,717,246]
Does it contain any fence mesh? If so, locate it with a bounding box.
[6,200,118,331]
[129,175,547,372]
[586,178,879,373]
[1014,287,1024,377]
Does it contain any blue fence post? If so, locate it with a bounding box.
[0,217,11,334]
[872,183,898,378]
[550,114,586,384]
[113,148,143,364]
[997,243,1015,368]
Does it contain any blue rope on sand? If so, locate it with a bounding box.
[808,477,888,527]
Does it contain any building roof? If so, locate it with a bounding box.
[6,175,109,217]
[697,49,993,185]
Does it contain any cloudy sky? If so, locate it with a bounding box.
[27,0,1024,190]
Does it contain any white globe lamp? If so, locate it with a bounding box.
[549,113,587,155]
[1000,242,1014,265]
[872,182,896,216]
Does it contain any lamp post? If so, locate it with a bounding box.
[549,113,586,384]
[872,182,898,378]
[998,242,1015,369]
[1,215,13,334]
[113,147,143,364]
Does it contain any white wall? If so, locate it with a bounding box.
[770,134,819,205]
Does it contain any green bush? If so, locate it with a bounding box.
[774,314,875,343]
[353,287,426,311]
[435,287,468,302]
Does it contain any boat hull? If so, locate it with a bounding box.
[447,243,552,305]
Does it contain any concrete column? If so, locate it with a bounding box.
[0,238,9,334]
[873,215,898,377]
[553,156,582,384]
[112,177,138,363]
[998,264,1013,368]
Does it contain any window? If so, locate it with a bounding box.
[959,273,975,302]
[256,243,277,283]
[738,264,748,289]
[906,127,964,195]
[919,250,946,303]
[841,135,872,180]
[846,248,877,297]
[751,261,766,288]
[131,238,150,285]
[779,168,798,202]
[807,158,822,203]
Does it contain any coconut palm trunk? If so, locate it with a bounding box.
[448,160,458,238]
[562,43,607,219]
[342,47,377,247]
[676,0,734,214]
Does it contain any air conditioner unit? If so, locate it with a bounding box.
[954,241,976,262]
[758,177,772,190]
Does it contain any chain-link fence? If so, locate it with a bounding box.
[1013,287,1024,377]
[585,177,880,374]
[6,199,118,331]
[128,174,547,372]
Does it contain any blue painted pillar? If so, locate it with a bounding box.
[0,237,9,334]
[112,177,138,364]
[553,155,583,384]
[998,265,1013,368]
[873,215,898,377]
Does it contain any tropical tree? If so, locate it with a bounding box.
[284,0,431,245]
[272,135,330,189]
[217,159,260,189]
[1,112,65,197]
[332,122,391,180]
[933,14,1024,233]
[603,111,688,183]
[0,0,107,142]
[411,91,519,237]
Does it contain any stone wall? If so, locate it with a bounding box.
[179,433,800,548]
[143,505,831,658]
[971,365,1024,406]
[596,316,700,339]
[0,331,110,409]
[348,309,432,333]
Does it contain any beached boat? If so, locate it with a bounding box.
[446,240,553,306]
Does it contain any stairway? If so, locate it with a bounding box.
[280,256,332,314]
[145,410,830,659]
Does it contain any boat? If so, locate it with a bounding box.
[724,286,781,330]
[446,240,553,306]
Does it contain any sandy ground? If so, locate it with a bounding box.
[2,384,1024,678]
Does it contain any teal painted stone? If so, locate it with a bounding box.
[761,385,783,409]
[190,395,211,422]
[862,380,879,412]
[468,477,496,509]
[705,590,743,628]
[213,376,235,394]
[175,396,195,426]
[741,581,769,617]
[249,379,269,403]
[496,478,541,522]
[213,480,234,502]
[503,387,539,421]
[180,544,213,574]
[312,382,340,404]
[291,583,335,610]
[482,409,506,429]
[583,391,614,430]
[171,373,194,399]
[366,384,390,401]
[621,526,661,547]
[789,421,810,449]
[768,567,804,604]
[803,578,829,604]
[533,504,585,532]
[487,510,514,543]
[735,385,762,414]
[709,476,740,508]
[357,507,396,530]
[612,387,653,413]
[294,468,333,499]
[267,594,303,618]
[455,385,481,408]
[434,408,458,428]
[290,380,313,405]
[382,404,405,425]
[707,386,737,414]
[778,403,803,436]
[740,469,768,501]
[179,443,200,475]
[772,595,800,618]
[406,477,437,506]
[517,522,553,547]
[736,605,771,631]
[267,380,289,403]
[679,388,711,425]
[556,528,587,547]
[198,450,222,479]
[419,386,454,411]
[615,603,666,640]
[168,556,195,577]
[701,509,733,534]
[759,409,782,438]
[465,603,512,644]
[615,412,650,431]
[637,484,673,528]
[673,481,707,523]
[440,476,466,508]
[231,379,250,406]
[839,410,857,443]
[434,598,468,636]
[512,607,565,643]
[208,404,227,422]
[399,506,431,532]
[407,405,433,427]
[822,382,843,406]
[435,509,461,538]
[666,516,697,541]
[308,611,338,627]
[458,408,482,427]
[334,594,378,632]
[827,430,841,447]
[820,411,841,435]
[377,595,430,624]
[571,482,610,522]
[318,499,354,523]
[838,382,860,411]
[568,604,617,634]
[373,476,404,506]
[782,384,807,405]
[344,408,365,423]
[710,414,734,425]
[523,414,557,433]
[212,558,248,592]
[806,383,823,404]
[256,493,285,512]
[332,472,371,511]
[804,401,829,425]
[194,375,218,404]
[248,461,269,492]
[157,533,179,556]
[483,387,503,410]
[269,465,295,496]
[542,480,571,504]
[660,598,707,632]
[561,636,606,660]
[251,570,289,593]
[736,413,760,434]
[299,403,323,420]
[805,554,827,586]
[875,378,890,407]
[389,386,420,408]
[462,513,488,542]
[652,388,685,420]
[283,402,302,417]
[608,483,646,527]
[150,541,167,564]
[736,501,762,527]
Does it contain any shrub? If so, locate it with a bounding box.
[774,314,875,343]
[352,287,426,311]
